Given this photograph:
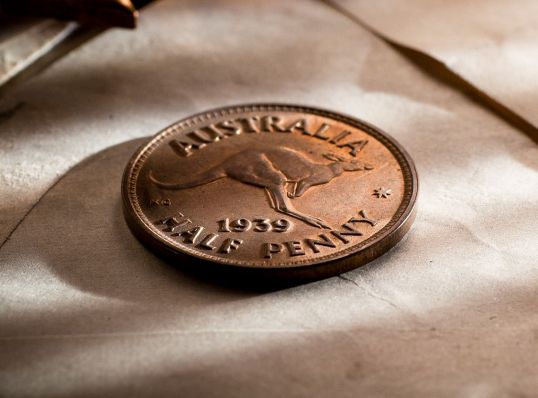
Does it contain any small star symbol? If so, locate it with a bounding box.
[373,187,392,198]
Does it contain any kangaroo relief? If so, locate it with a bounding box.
[149,146,374,229]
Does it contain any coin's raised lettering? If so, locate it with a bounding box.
[169,139,204,157]
[236,117,259,133]
[187,125,225,144]
[312,123,331,140]
[253,218,271,232]
[156,214,191,232]
[284,118,311,135]
[284,241,306,257]
[271,219,291,232]
[197,233,219,250]
[260,116,288,133]
[219,238,243,254]
[305,233,337,253]
[215,119,241,136]
[329,130,351,144]
[349,210,377,227]
[181,226,204,244]
[263,243,282,259]
[164,116,371,158]
[337,139,368,157]
[218,218,291,233]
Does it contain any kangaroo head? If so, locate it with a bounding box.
[322,152,373,172]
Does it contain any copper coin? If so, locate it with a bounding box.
[122,104,418,281]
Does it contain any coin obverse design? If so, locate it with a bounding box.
[122,104,418,281]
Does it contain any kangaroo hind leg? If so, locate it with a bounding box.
[265,186,331,229]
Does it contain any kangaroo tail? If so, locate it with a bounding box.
[148,167,225,190]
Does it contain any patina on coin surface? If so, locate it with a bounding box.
[122,104,417,280]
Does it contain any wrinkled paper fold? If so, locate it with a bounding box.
[1,1,537,396]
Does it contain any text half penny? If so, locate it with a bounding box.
[122,104,418,281]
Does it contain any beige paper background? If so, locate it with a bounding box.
[1,1,537,397]
[333,0,538,134]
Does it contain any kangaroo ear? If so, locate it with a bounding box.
[323,152,345,162]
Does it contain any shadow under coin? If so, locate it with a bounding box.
[4,138,279,304]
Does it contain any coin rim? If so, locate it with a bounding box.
[122,104,418,270]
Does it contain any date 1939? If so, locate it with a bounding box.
[217,218,291,233]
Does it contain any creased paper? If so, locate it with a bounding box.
[332,0,538,141]
[0,0,537,396]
